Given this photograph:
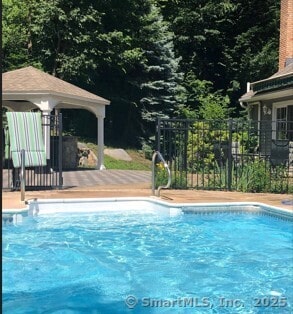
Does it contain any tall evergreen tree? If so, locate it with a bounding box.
[88,1,183,146]
[131,4,183,143]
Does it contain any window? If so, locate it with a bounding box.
[276,106,287,139]
[272,103,293,140]
[288,105,293,141]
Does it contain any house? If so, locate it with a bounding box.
[239,0,293,165]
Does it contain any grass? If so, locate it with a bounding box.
[79,139,152,170]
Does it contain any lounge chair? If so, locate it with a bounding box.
[6,112,47,168]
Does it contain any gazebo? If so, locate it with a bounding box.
[2,66,110,170]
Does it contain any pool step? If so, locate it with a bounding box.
[2,213,24,225]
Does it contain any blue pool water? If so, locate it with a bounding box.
[3,209,293,313]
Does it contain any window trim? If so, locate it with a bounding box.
[272,100,292,140]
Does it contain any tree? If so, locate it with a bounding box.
[175,71,232,120]
[155,0,279,110]
[88,1,183,146]
[2,0,34,71]
[19,0,182,147]
[134,4,183,142]
[28,0,105,83]
[3,0,280,147]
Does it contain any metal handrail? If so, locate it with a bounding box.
[152,151,171,197]
[20,149,25,202]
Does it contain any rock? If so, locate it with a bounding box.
[77,144,97,167]
[77,142,88,149]
[104,148,132,161]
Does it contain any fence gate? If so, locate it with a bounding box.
[2,113,63,191]
[156,118,293,194]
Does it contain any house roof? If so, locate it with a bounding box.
[2,66,110,105]
[239,63,293,103]
[270,62,293,78]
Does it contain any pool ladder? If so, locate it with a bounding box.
[151,151,171,197]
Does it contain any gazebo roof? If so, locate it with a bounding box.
[3,66,110,105]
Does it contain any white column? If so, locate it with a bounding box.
[97,116,106,170]
[29,97,58,161]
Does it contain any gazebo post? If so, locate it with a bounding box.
[31,98,57,162]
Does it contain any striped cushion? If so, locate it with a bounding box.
[6,112,47,168]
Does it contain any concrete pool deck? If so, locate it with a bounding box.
[2,183,293,212]
[2,169,292,211]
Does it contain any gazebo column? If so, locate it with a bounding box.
[30,98,58,162]
[97,115,106,170]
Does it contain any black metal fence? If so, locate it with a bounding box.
[2,114,63,191]
[156,118,293,194]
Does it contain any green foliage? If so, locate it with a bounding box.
[187,120,229,172]
[62,110,97,139]
[176,71,233,120]
[127,4,183,143]
[2,0,280,149]
[233,160,290,193]
[141,142,153,160]
[209,158,290,194]
[198,94,231,121]
[170,171,188,189]
[269,165,292,194]
[154,162,169,188]
[155,162,187,189]
[156,0,279,109]
[187,118,261,173]
[29,0,105,79]
[103,155,149,170]
[2,0,34,71]
[235,159,271,192]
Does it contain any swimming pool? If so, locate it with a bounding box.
[3,198,293,313]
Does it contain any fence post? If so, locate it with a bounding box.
[227,119,233,191]
[58,113,63,189]
[20,149,25,202]
[156,117,161,152]
[183,120,188,171]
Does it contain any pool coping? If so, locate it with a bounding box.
[3,196,293,222]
